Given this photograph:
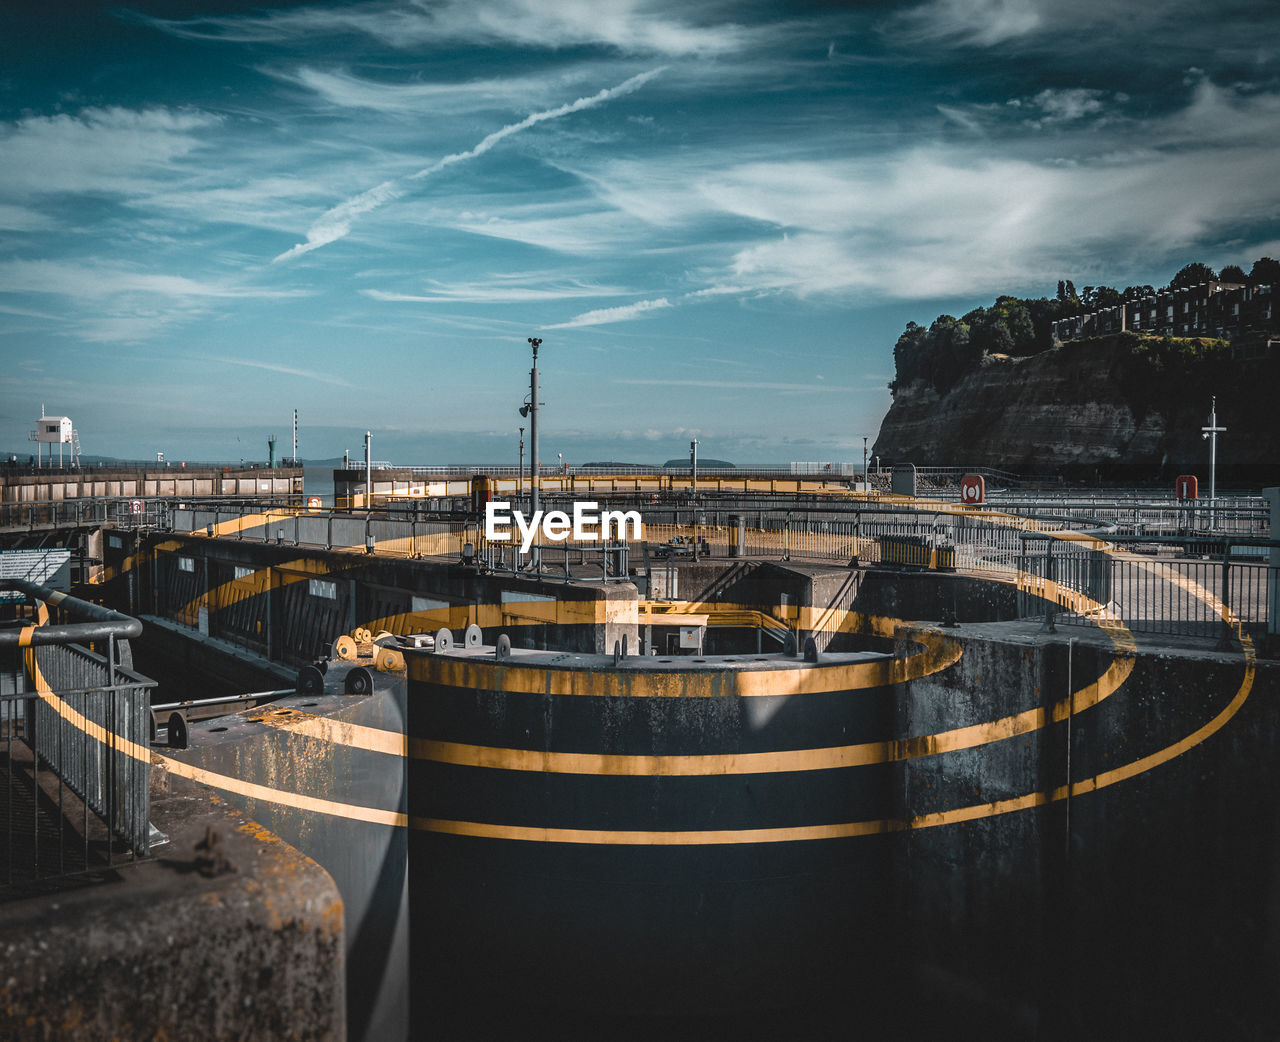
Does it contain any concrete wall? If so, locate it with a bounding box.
[0,774,345,1041]
[889,625,1279,1038]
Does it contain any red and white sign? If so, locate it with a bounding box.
[1175,474,1199,500]
[129,499,144,515]
[960,473,985,505]
[307,496,322,508]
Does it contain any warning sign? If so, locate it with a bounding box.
[0,549,71,600]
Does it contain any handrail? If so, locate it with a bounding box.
[0,579,143,647]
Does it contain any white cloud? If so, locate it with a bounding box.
[535,77,1280,302]
[205,356,357,388]
[271,65,588,115]
[0,107,216,198]
[0,258,309,343]
[139,175,343,233]
[896,0,1042,47]
[363,278,626,304]
[0,203,54,231]
[1030,87,1107,123]
[0,259,305,301]
[273,68,665,261]
[543,297,672,328]
[144,0,751,57]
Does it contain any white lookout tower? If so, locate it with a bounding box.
[29,406,80,468]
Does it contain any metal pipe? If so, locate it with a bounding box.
[151,689,295,712]
[0,579,142,647]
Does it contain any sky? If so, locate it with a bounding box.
[2,0,1279,467]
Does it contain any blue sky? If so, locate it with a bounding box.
[3,0,1279,466]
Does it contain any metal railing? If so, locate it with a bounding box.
[985,492,1267,538]
[1,580,155,889]
[477,542,632,583]
[1016,535,1277,642]
[0,497,172,532]
[45,494,1277,643]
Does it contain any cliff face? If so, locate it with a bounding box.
[872,336,1279,482]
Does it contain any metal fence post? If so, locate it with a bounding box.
[1045,540,1056,633]
[1218,544,1233,650]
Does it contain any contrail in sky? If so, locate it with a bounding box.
[273,67,666,263]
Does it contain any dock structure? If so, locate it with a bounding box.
[0,479,1278,1038]
[0,463,303,585]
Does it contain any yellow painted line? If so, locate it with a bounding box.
[247,707,407,758]
[413,816,899,845]
[407,621,962,698]
[416,644,1255,844]
[158,755,407,828]
[1127,555,1237,628]
[24,500,1242,837]
[232,628,1123,775]
[19,624,1253,840]
[248,595,1133,775]
[411,638,1131,775]
[1063,637,1255,796]
[248,595,1130,773]
[25,635,407,828]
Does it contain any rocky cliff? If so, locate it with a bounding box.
[872,334,1280,484]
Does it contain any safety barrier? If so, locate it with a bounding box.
[1,580,155,888]
[1016,535,1276,642]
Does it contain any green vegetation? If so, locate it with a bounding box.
[890,256,1278,396]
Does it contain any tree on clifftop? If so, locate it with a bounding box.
[1249,257,1280,285]
[1169,262,1217,288]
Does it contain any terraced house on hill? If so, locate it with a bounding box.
[1052,280,1275,342]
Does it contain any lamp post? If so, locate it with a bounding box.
[862,436,868,489]
[518,426,525,510]
[1201,395,1226,531]
[525,339,541,517]
[524,338,542,565]
[364,430,372,512]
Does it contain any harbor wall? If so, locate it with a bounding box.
[87,541,1279,1037]
[0,465,302,503]
[893,628,1277,1038]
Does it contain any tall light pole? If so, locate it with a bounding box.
[363,430,372,511]
[1201,395,1226,530]
[526,338,542,517]
[518,426,525,509]
[862,436,868,487]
